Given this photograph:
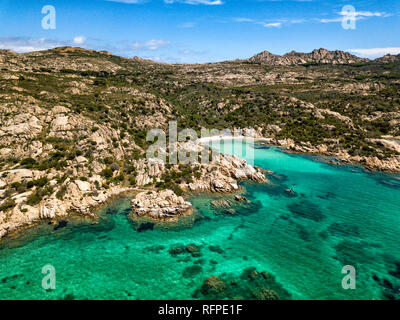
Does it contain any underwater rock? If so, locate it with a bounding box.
[186,244,202,257]
[234,195,249,203]
[327,222,360,237]
[137,222,155,232]
[261,271,271,280]
[54,220,68,230]
[372,273,400,300]
[211,199,231,208]
[333,239,380,267]
[389,262,400,279]
[201,276,228,296]
[194,267,291,300]
[63,293,76,300]
[183,265,203,278]
[183,265,202,278]
[251,288,280,300]
[169,246,186,256]
[224,209,236,215]
[287,200,325,222]
[208,245,224,254]
[241,267,259,281]
[1,274,23,284]
[169,244,202,257]
[285,188,297,197]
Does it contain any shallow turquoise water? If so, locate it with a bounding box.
[1,140,399,300]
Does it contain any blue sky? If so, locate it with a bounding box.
[0,0,399,63]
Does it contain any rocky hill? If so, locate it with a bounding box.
[375,54,400,64]
[248,48,369,65]
[0,47,400,239]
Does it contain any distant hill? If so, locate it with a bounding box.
[248,48,370,65]
[375,54,400,64]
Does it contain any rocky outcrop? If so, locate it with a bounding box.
[135,158,165,187]
[375,54,400,64]
[370,139,400,154]
[132,190,192,220]
[352,155,400,173]
[183,153,266,193]
[2,169,43,184]
[249,48,368,65]
[0,178,133,240]
[272,137,400,173]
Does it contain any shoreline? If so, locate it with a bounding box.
[199,135,400,174]
[0,188,140,243]
[1,137,399,243]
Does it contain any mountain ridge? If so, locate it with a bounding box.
[248,48,370,65]
[1,46,400,65]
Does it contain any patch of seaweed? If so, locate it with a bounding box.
[287,200,325,222]
[183,265,203,279]
[169,244,202,258]
[333,239,380,267]
[372,273,400,300]
[192,267,291,300]
[327,222,360,237]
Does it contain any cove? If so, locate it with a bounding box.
[0,140,399,300]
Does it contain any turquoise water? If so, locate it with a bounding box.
[1,140,400,300]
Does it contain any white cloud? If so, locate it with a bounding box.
[234,18,283,28]
[258,22,282,28]
[348,47,400,58]
[339,11,391,18]
[318,11,391,23]
[164,0,223,5]
[0,36,91,53]
[132,39,170,50]
[317,17,342,23]
[233,17,255,23]
[179,22,196,28]
[0,37,65,53]
[73,36,86,45]
[233,17,303,28]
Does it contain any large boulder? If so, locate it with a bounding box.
[3,169,42,184]
[132,190,192,219]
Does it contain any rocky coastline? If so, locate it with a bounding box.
[130,144,267,221]
[1,133,399,241]
[0,182,136,240]
[0,138,268,239]
[254,137,400,173]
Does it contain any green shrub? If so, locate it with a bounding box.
[101,168,113,179]
[0,199,16,212]
[56,185,67,200]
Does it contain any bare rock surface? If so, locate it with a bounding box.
[132,190,192,220]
